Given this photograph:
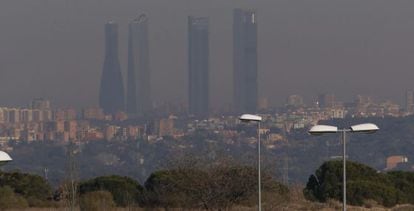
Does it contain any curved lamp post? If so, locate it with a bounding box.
[309,123,379,211]
[239,114,262,211]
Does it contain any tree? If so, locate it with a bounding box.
[144,165,289,209]
[304,160,400,207]
[79,175,143,207]
[0,171,52,206]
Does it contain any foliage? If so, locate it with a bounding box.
[0,171,52,206]
[346,180,399,207]
[144,165,289,209]
[79,190,115,211]
[79,175,143,207]
[0,186,28,209]
[386,171,414,204]
[304,160,414,207]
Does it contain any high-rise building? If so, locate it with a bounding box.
[318,93,335,108]
[233,9,258,113]
[287,95,304,107]
[31,98,50,110]
[405,90,414,114]
[188,16,209,117]
[99,21,125,114]
[127,14,152,115]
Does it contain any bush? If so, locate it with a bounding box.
[0,186,28,209]
[386,171,414,204]
[304,160,411,207]
[347,180,398,207]
[79,175,143,207]
[144,165,289,209]
[79,190,115,211]
[0,171,52,207]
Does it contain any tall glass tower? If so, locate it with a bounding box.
[99,21,125,114]
[233,9,258,113]
[126,14,151,116]
[188,16,209,117]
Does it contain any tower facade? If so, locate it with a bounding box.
[188,16,209,117]
[99,21,125,114]
[233,9,258,113]
[406,90,414,114]
[126,14,152,116]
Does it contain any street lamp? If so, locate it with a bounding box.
[308,123,379,211]
[0,151,12,166]
[239,114,262,211]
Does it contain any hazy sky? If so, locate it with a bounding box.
[1,0,414,108]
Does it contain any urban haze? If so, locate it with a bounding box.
[1,0,414,108]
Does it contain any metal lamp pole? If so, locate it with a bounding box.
[239,114,263,211]
[257,121,261,211]
[341,129,347,211]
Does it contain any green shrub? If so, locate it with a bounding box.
[0,186,28,209]
[79,175,143,207]
[304,160,400,207]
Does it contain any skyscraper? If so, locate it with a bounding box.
[99,21,125,114]
[233,9,258,113]
[127,14,152,116]
[405,90,414,114]
[318,93,336,108]
[188,16,209,117]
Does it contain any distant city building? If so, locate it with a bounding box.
[188,16,209,117]
[99,21,125,114]
[54,108,77,121]
[381,101,400,117]
[328,108,346,119]
[385,155,408,171]
[82,107,105,120]
[318,94,335,108]
[287,95,304,107]
[64,120,77,140]
[127,14,152,116]
[233,9,258,113]
[20,109,33,122]
[159,117,175,137]
[405,90,414,114]
[355,95,373,105]
[258,97,269,110]
[31,98,50,110]
[353,95,373,116]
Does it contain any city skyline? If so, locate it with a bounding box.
[2,0,414,108]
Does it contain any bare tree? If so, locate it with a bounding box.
[62,141,79,211]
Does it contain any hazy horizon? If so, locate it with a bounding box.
[1,0,414,109]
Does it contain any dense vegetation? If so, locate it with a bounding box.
[0,171,53,208]
[304,160,414,207]
[79,175,143,207]
[0,160,413,209]
[144,165,289,209]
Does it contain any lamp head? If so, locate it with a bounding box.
[239,114,262,122]
[350,123,379,133]
[0,151,12,166]
[309,125,338,135]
